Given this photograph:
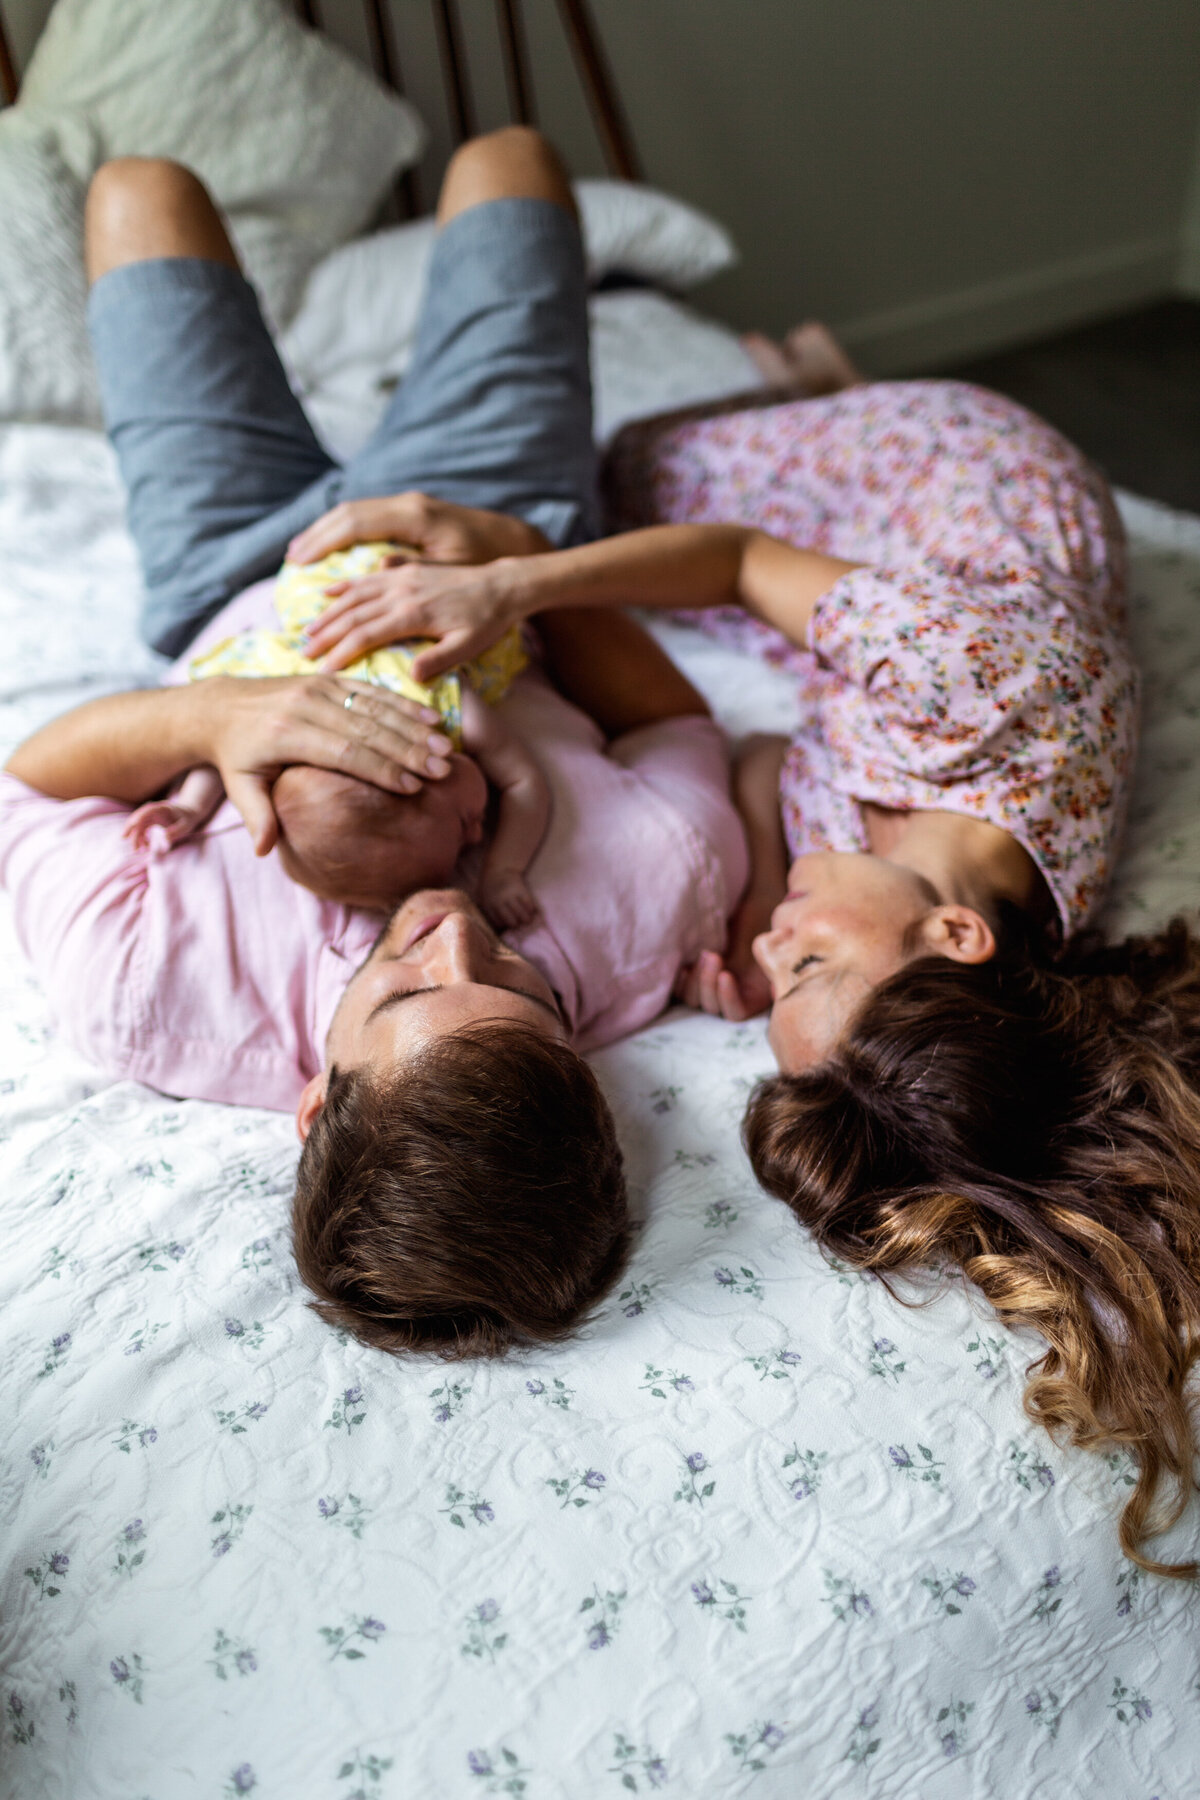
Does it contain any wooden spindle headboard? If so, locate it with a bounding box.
[0,0,641,182]
[0,6,16,106]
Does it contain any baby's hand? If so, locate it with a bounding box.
[481,869,540,931]
[122,799,207,851]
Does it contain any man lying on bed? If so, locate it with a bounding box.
[0,129,747,1360]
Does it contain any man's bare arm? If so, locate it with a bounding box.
[5,677,457,854]
[8,686,219,802]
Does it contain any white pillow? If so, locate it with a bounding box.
[574,179,737,290]
[290,289,759,469]
[282,180,738,399]
[0,113,102,423]
[18,0,426,330]
[588,288,761,445]
[283,219,438,389]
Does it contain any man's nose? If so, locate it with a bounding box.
[424,910,488,982]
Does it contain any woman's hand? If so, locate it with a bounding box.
[673,888,775,1022]
[286,491,549,570]
[302,559,527,684]
[202,675,454,854]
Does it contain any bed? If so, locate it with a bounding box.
[4,6,1200,1800]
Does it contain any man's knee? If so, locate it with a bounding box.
[438,127,575,224]
[449,125,556,172]
[86,158,236,283]
[88,157,210,227]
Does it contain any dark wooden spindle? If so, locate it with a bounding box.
[431,0,475,144]
[0,4,19,106]
[363,0,421,217]
[495,0,534,126]
[553,0,640,180]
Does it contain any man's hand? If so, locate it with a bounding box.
[301,559,527,684]
[286,492,549,571]
[204,675,455,854]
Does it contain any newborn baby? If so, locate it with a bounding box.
[124,544,549,926]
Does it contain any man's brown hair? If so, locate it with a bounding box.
[293,1021,629,1358]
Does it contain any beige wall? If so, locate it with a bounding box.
[6,0,1200,368]
[2,0,41,64]
[1179,110,1200,296]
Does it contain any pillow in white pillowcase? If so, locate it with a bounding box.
[0,113,102,423]
[282,181,738,399]
[18,0,426,330]
[574,180,737,290]
[283,219,438,391]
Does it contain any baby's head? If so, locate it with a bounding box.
[273,756,488,911]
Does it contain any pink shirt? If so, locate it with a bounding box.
[0,642,746,1112]
[606,381,1138,937]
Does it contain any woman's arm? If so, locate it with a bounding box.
[519,526,857,643]
[5,676,457,855]
[303,524,861,684]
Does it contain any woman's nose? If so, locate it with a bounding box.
[756,921,788,957]
[751,925,790,981]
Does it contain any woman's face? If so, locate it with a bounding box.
[752,852,941,1071]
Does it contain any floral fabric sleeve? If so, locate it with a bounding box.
[790,561,1140,935]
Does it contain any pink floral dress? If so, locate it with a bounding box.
[603,381,1138,938]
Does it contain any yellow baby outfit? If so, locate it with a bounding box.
[188,541,527,747]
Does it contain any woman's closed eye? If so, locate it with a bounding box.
[779,954,823,1002]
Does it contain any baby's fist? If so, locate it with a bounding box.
[481,870,540,931]
[122,800,204,851]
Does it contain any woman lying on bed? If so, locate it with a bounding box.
[292,371,1200,1577]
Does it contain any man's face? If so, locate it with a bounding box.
[319,887,565,1084]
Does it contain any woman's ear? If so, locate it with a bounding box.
[921,905,997,965]
[295,1071,328,1142]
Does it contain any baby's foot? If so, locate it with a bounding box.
[481,871,540,931]
[741,321,863,397]
[122,800,205,851]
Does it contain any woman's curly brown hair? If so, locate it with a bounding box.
[744,917,1200,1575]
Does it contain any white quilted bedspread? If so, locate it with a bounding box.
[1,425,1199,1800]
